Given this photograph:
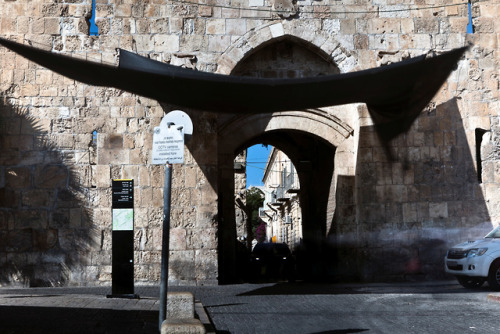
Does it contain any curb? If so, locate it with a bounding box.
[195,300,216,334]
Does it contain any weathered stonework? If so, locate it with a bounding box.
[0,0,499,286]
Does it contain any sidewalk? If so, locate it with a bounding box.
[0,286,213,334]
[1,281,499,334]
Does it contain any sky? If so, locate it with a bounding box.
[246,144,272,188]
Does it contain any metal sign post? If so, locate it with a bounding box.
[152,111,192,332]
[159,162,172,331]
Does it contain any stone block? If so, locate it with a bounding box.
[207,35,230,52]
[122,165,138,180]
[1,17,16,34]
[154,35,180,52]
[169,250,195,278]
[92,165,111,188]
[166,291,195,319]
[116,4,131,17]
[170,228,187,250]
[5,167,31,189]
[480,3,500,18]
[7,228,33,252]
[138,187,152,208]
[402,203,417,223]
[131,3,147,18]
[33,228,58,251]
[19,84,40,97]
[104,134,123,149]
[367,18,401,34]
[34,165,68,189]
[128,149,144,165]
[206,18,225,35]
[226,18,246,35]
[161,318,205,334]
[152,187,163,207]
[197,5,211,17]
[169,186,188,205]
[97,149,130,165]
[95,4,113,18]
[0,188,18,209]
[149,228,163,251]
[195,249,218,281]
[185,165,197,188]
[137,166,151,187]
[187,228,217,250]
[135,19,149,34]
[69,208,82,228]
[189,188,201,207]
[22,189,55,208]
[147,208,163,229]
[414,17,439,33]
[145,5,161,18]
[354,34,369,49]
[193,207,216,229]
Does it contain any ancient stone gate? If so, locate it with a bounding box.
[0,0,499,286]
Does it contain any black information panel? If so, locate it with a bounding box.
[108,179,137,298]
[112,179,134,208]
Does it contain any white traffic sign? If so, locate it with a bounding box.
[152,124,184,164]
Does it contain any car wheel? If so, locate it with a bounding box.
[488,259,500,290]
[456,275,485,288]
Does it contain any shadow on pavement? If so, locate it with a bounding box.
[0,305,158,334]
[237,282,365,296]
[310,330,369,334]
[204,303,247,308]
[236,280,494,296]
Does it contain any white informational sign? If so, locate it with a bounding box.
[112,208,134,231]
[152,124,185,164]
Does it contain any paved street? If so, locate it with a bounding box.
[183,281,500,334]
[1,281,500,334]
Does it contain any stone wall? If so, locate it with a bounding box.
[349,3,500,281]
[353,99,493,281]
[0,0,499,285]
[234,151,247,241]
[0,0,222,284]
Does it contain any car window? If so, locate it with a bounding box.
[252,243,290,256]
[485,226,500,238]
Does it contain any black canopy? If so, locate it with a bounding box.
[0,37,466,141]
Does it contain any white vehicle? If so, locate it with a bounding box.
[445,226,500,289]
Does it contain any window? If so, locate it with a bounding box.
[475,128,488,183]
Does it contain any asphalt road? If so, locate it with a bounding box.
[1,280,500,334]
[181,281,500,334]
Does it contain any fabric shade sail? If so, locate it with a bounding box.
[0,37,466,142]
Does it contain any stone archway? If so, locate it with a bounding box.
[217,109,356,283]
[216,21,357,75]
[213,29,362,283]
[214,29,360,283]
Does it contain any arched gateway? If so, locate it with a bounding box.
[217,109,358,282]
[215,33,358,282]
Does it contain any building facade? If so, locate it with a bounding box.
[261,147,302,249]
[0,0,499,286]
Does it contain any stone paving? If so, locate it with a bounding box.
[0,286,160,334]
[2,281,500,334]
[181,281,500,334]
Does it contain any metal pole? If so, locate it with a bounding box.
[159,163,173,332]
